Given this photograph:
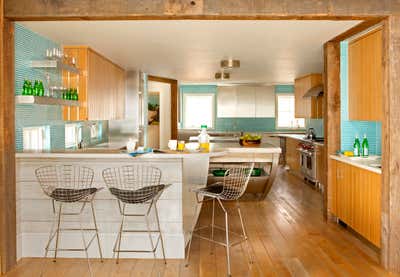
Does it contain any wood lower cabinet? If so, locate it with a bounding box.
[294,73,323,119]
[285,138,300,173]
[63,46,126,121]
[330,159,381,247]
[315,144,326,186]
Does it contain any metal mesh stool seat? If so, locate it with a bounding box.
[109,185,165,204]
[102,165,169,264]
[50,187,98,202]
[35,165,103,274]
[186,163,255,276]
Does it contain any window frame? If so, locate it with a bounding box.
[182,93,215,129]
[275,93,305,130]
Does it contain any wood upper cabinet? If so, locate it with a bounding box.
[63,46,125,121]
[294,73,323,119]
[348,28,383,121]
[330,159,381,247]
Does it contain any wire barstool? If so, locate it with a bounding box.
[102,164,169,264]
[185,163,255,276]
[35,165,103,273]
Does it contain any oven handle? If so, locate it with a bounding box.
[297,148,313,156]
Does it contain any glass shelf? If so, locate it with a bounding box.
[15,95,80,107]
[30,60,79,74]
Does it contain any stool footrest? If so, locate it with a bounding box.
[113,234,161,253]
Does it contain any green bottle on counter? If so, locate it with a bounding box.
[362,134,369,157]
[353,135,361,157]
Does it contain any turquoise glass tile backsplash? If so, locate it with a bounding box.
[15,23,108,150]
[340,41,381,155]
[180,84,311,133]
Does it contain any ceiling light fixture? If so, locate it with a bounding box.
[220,59,240,69]
[215,72,230,80]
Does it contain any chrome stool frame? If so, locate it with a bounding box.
[185,163,255,276]
[102,165,169,264]
[35,165,103,274]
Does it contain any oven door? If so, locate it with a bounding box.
[300,149,313,178]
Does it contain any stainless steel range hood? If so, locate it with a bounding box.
[303,84,324,98]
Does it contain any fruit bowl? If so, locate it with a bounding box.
[239,138,261,146]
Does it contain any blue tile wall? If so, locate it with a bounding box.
[180,84,308,132]
[340,41,381,154]
[15,23,108,150]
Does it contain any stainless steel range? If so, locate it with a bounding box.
[298,138,324,183]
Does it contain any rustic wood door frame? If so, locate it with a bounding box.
[148,75,178,140]
[2,2,399,273]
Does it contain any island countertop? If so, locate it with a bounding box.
[15,142,281,159]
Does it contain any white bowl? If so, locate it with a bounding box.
[185,142,200,152]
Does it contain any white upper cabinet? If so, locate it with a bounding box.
[217,85,275,118]
[255,86,275,117]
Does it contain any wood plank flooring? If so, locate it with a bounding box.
[4,168,394,276]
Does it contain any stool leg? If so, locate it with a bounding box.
[44,200,57,259]
[90,201,103,262]
[154,202,167,264]
[185,200,199,267]
[53,203,63,262]
[145,212,156,259]
[237,202,254,264]
[218,199,231,277]
[210,198,215,255]
[116,204,126,264]
[79,209,92,276]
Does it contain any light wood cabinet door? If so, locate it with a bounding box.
[63,46,125,121]
[294,74,323,118]
[348,28,383,121]
[285,138,300,173]
[331,159,381,247]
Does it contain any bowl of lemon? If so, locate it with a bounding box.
[239,133,262,146]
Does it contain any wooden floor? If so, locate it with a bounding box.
[4,168,394,276]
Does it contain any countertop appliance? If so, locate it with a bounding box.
[305,128,316,140]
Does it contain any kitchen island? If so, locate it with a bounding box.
[15,142,280,260]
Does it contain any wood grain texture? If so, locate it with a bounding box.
[64,46,125,121]
[381,15,400,273]
[331,159,381,247]
[324,42,341,220]
[348,27,383,121]
[0,13,16,273]
[285,137,300,173]
[4,168,391,276]
[294,73,323,118]
[4,0,396,19]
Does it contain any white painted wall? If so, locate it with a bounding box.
[148,81,171,149]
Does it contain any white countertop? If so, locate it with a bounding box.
[330,154,382,174]
[16,142,281,159]
[271,133,324,146]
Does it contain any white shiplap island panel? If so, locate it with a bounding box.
[15,143,281,260]
[16,153,212,260]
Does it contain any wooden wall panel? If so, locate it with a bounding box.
[0,12,16,273]
[381,16,400,273]
[324,42,341,219]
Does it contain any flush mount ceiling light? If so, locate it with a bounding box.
[220,59,240,69]
[215,72,230,80]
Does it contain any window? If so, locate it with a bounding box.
[183,94,215,129]
[276,94,305,129]
[23,126,49,151]
[65,124,82,148]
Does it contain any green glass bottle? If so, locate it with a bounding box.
[27,81,33,95]
[72,88,78,100]
[353,135,361,157]
[22,80,28,95]
[38,81,44,97]
[33,80,39,96]
[362,134,369,157]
